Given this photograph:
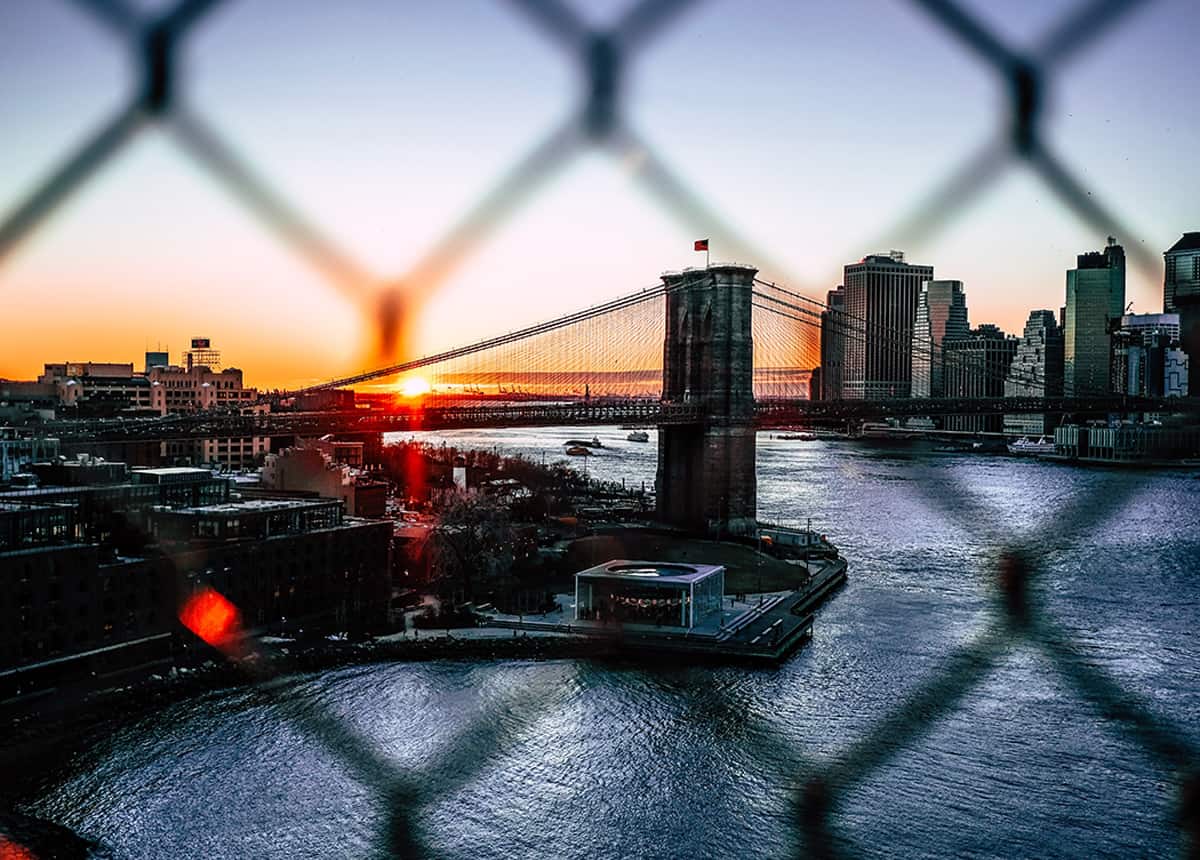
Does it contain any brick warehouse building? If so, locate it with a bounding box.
[0,467,391,709]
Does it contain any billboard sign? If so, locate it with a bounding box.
[191,338,211,349]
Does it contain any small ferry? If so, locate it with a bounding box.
[626,430,650,443]
[1007,436,1056,456]
[777,432,817,441]
[565,436,604,449]
[758,524,839,560]
[565,445,591,457]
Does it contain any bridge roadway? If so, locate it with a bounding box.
[39,396,1200,443]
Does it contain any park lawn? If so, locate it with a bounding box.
[564,532,809,594]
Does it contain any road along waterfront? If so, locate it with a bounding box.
[7,429,1199,859]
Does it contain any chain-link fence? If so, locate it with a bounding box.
[1,0,1196,857]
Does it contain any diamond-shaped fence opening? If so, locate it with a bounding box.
[0,0,1194,857]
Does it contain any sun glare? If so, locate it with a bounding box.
[399,376,432,398]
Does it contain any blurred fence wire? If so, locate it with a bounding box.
[0,0,1194,857]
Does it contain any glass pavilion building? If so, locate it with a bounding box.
[574,560,724,629]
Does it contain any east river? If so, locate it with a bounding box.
[9,428,1200,858]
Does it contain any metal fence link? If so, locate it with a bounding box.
[0,0,1194,856]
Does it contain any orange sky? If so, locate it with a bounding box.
[1,1,1193,390]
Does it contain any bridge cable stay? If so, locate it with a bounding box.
[753,277,1057,393]
[285,274,711,398]
[352,269,1030,409]
[752,278,1053,393]
[385,272,720,406]
[752,291,1052,402]
[421,285,668,406]
[751,279,1054,394]
[751,295,821,399]
[751,290,1049,396]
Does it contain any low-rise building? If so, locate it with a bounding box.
[39,362,154,415]
[0,464,230,551]
[161,435,270,471]
[574,560,724,629]
[306,435,365,467]
[149,498,391,638]
[261,446,387,518]
[0,381,57,422]
[1053,424,1200,464]
[0,473,391,708]
[148,364,256,414]
[1,427,60,482]
[291,389,356,411]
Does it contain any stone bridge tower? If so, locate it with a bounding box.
[656,263,757,535]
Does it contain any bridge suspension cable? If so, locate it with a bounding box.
[752,277,1054,394]
[284,270,1040,408]
[287,275,704,397]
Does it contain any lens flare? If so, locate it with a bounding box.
[180,588,242,649]
[0,836,36,860]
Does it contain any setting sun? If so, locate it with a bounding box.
[399,376,432,398]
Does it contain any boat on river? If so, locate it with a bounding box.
[565,436,604,449]
[1008,436,1056,456]
[757,524,839,560]
[565,445,591,456]
[626,431,649,443]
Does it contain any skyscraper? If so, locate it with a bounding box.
[1111,313,1188,398]
[1003,310,1064,436]
[818,286,845,400]
[944,324,1018,432]
[911,279,969,398]
[841,251,934,399]
[1163,232,1200,395]
[1064,238,1125,396]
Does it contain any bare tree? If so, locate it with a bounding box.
[428,493,515,604]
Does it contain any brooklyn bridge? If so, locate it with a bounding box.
[43,264,1196,534]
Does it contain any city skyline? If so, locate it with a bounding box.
[3,234,1190,393]
[2,0,1198,388]
[3,5,1198,858]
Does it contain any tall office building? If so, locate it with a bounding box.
[1003,310,1064,435]
[1111,313,1188,398]
[1163,232,1200,395]
[817,287,846,400]
[1064,238,1125,396]
[944,324,1018,432]
[841,251,934,399]
[911,280,969,398]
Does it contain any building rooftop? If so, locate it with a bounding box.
[0,501,59,513]
[1166,232,1200,254]
[167,498,338,517]
[575,559,724,585]
[133,467,213,477]
[850,252,932,270]
[131,467,221,484]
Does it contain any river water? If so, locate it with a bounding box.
[11,428,1200,858]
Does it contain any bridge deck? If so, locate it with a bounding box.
[37,396,1198,442]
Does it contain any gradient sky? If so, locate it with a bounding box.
[2,0,1197,389]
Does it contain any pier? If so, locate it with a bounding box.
[481,556,847,663]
